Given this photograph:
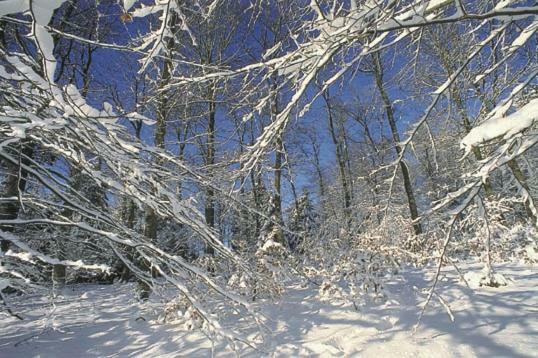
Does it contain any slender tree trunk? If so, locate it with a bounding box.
[247,122,264,239]
[453,88,495,196]
[271,81,285,243]
[373,53,422,235]
[118,122,142,282]
[205,82,216,255]
[473,74,535,224]
[323,91,352,228]
[137,11,178,299]
[0,5,66,260]
[0,143,34,256]
[54,36,97,288]
[52,251,66,290]
[431,34,495,197]
[311,141,326,201]
[272,135,285,242]
[508,159,537,226]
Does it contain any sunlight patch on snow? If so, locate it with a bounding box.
[1,263,537,357]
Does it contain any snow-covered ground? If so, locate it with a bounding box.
[1,262,537,357]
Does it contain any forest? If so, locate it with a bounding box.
[0,0,537,356]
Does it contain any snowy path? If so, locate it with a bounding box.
[1,263,537,357]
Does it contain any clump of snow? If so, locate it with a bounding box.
[122,0,137,11]
[525,245,538,262]
[461,98,538,154]
[463,269,509,289]
[0,1,65,82]
[260,238,284,252]
[0,279,10,291]
[159,296,205,331]
[227,272,252,297]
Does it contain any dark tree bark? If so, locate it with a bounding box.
[322,91,353,228]
[373,53,422,235]
[137,10,178,299]
[508,159,537,226]
[0,143,34,255]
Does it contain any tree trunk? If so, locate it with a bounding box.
[373,53,422,235]
[323,91,352,228]
[205,82,216,255]
[508,159,537,226]
[0,143,34,257]
[52,261,66,291]
[271,81,285,243]
[137,10,178,299]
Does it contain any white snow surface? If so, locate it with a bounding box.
[1,262,537,357]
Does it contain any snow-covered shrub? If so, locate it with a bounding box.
[463,268,509,289]
[299,215,400,307]
[160,296,204,331]
[227,271,253,297]
[295,205,414,307]
[444,195,537,264]
[497,224,538,264]
[252,237,290,299]
[315,249,391,307]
